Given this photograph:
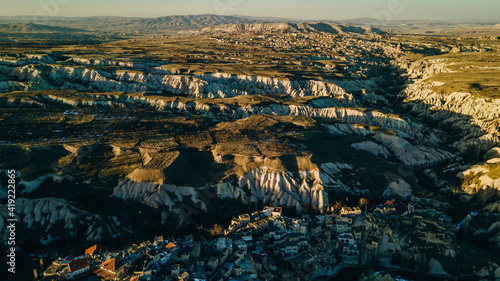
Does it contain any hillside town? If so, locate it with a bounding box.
[41,200,457,281]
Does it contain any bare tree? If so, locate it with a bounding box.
[359,198,369,213]
[209,224,223,236]
[333,201,343,213]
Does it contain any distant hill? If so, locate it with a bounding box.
[136,14,283,31]
[344,18,498,27]
[0,23,84,33]
[0,14,289,34]
[201,22,386,36]
[1,14,494,36]
[342,18,500,35]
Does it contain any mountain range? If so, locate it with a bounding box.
[0,14,498,35]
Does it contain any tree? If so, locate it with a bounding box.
[209,224,223,236]
[333,201,343,213]
[196,224,204,233]
[462,214,471,239]
[359,198,369,213]
[303,203,309,213]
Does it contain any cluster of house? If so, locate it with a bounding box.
[212,31,397,78]
[42,201,455,281]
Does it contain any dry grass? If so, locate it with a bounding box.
[143,151,181,169]
[176,131,213,148]
[139,137,178,151]
[485,163,500,180]
[426,53,500,98]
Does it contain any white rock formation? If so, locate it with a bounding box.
[112,166,332,213]
[0,198,123,243]
[18,173,72,194]
[239,167,327,211]
[351,141,391,159]
[383,180,412,199]
[319,162,367,195]
[399,59,500,153]
[428,258,448,276]
[0,63,360,99]
[459,165,500,194]
[373,133,454,167]
[112,179,208,210]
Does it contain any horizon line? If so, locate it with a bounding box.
[0,13,498,24]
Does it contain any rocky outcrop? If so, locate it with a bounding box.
[0,198,124,243]
[0,54,55,66]
[66,57,157,69]
[383,180,412,199]
[398,59,500,154]
[484,147,500,160]
[351,141,391,159]
[239,167,327,211]
[459,164,500,194]
[112,179,207,210]
[402,87,500,152]
[201,22,385,36]
[0,63,360,99]
[112,166,329,215]
[428,258,448,276]
[29,90,442,145]
[373,132,454,167]
[201,23,295,34]
[18,173,71,194]
[485,202,500,213]
[325,123,454,167]
[320,162,368,195]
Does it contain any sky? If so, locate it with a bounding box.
[1,0,499,22]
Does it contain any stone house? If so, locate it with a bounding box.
[325,217,334,229]
[96,258,124,279]
[66,258,90,280]
[233,264,243,276]
[282,242,299,256]
[340,207,361,216]
[171,264,180,277]
[238,214,251,224]
[336,222,352,233]
[250,253,264,271]
[338,233,355,245]
[85,244,108,259]
[208,257,219,269]
[337,215,353,224]
[353,229,363,241]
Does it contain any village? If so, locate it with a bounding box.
[41,199,456,281]
[210,30,393,80]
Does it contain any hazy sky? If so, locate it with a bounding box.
[1,0,499,22]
